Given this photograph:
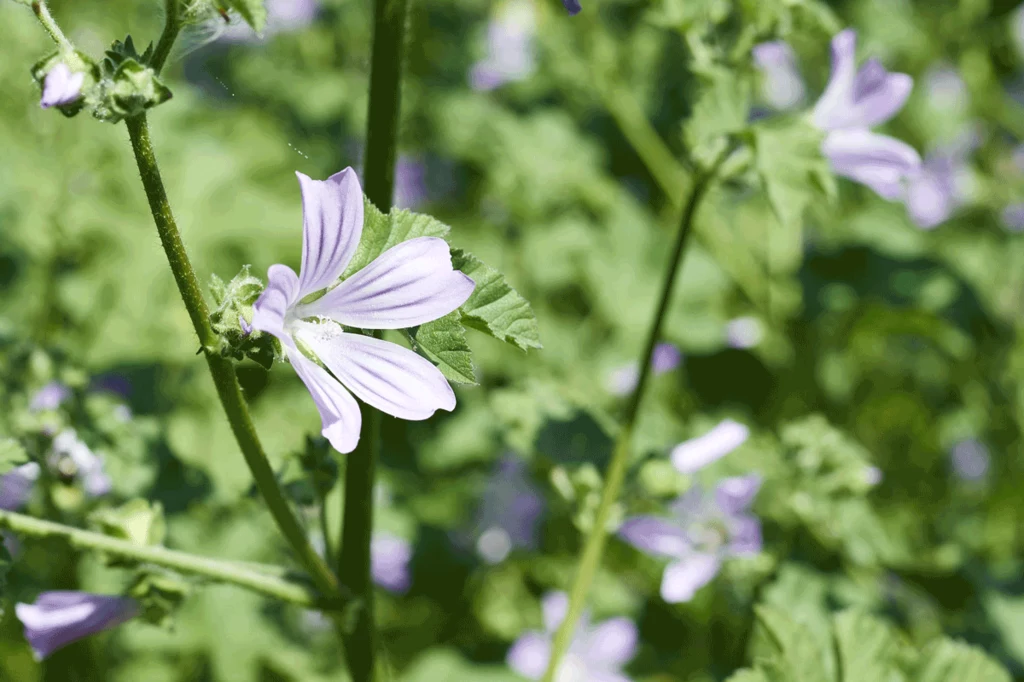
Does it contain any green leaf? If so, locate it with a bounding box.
[342,200,450,278]
[0,439,28,476]
[451,249,541,351]
[751,605,831,682]
[832,610,903,682]
[409,311,477,385]
[217,0,268,32]
[684,66,752,168]
[984,590,1024,666]
[912,640,1011,682]
[753,118,833,232]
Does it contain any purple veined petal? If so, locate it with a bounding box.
[252,264,301,339]
[40,63,85,109]
[30,382,71,412]
[822,129,922,200]
[752,41,806,111]
[507,631,551,679]
[371,533,413,593]
[0,463,40,511]
[618,516,690,559]
[651,343,682,374]
[714,474,762,515]
[562,0,581,14]
[846,59,913,129]
[580,617,638,669]
[727,513,763,556]
[660,554,721,603]
[812,30,859,130]
[295,168,364,298]
[670,419,750,474]
[287,347,362,454]
[295,323,456,420]
[542,591,570,633]
[16,592,138,660]
[297,237,475,329]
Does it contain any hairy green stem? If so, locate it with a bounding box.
[31,1,72,50]
[336,0,410,676]
[124,114,344,604]
[541,167,720,682]
[150,0,181,74]
[0,510,328,607]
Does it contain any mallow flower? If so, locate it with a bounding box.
[752,41,806,111]
[0,463,40,511]
[619,475,762,603]
[507,591,637,682]
[16,592,139,660]
[250,168,475,454]
[474,456,544,564]
[30,381,71,412]
[670,419,750,474]
[40,63,84,109]
[812,30,920,201]
[470,0,536,92]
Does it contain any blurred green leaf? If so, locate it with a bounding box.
[0,439,28,475]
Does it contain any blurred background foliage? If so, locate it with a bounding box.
[2,0,1024,679]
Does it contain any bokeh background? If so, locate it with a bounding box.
[3,0,1024,679]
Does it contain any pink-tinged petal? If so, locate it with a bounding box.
[541,591,569,633]
[618,516,689,559]
[715,475,762,515]
[812,30,858,130]
[16,592,138,660]
[848,60,913,128]
[252,264,301,339]
[822,129,922,200]
[507,631,550,679]
[287,349,362,454]
[660,555,721,603]
[40,64,84,109]
[581,617,638,668]
[295,168,364,298]
[295,324,456,420]
[671,419,750,474]
[297,237,475,329]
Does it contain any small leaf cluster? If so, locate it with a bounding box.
[209,265,278,369]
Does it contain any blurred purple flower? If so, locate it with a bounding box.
[0,463,40,511]
[905,130,978,230]
[1003,203,1024,231]
[50,430,111,497]
[30,382,71,412]
[371,533,413,593]
[507,592,637,680]
[475,456,544,564]
[813,30,920,200]
[619,475,762,603]
[605,343,682,396]
[40,63,84,109]
[725,317,764,349]
[670,419,750,474]
[220,0,318,42]
[752,41,806,111]
[950,439,990,481]
[562,0,581,15]
[394,156,428,210]
[470,0,536,91]
[16,592,138,660]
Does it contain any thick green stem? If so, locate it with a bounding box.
[150,0,181,75]
[31,1,72,50]
[123,114,343,604]
[337,0,410,676]
[541,168,719,682]
[0,510,327,607]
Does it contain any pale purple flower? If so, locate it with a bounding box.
[752,41,806,111]
[40,63,84,109]
[470,0,536,91]
[507,592,637,681]
[813,30,921,200]
[605,343,682,396]
[394,157,428,209]
[951,439,990,481]
[220,0,318,42]
[475,456,544,564]
[725,316,764,349]
[670,419,750,474]
[29,382,71,412]
[250,168,475,454]
[16,592,138,660]
[0,463,40,511]
[905,130,978,229]
[619,475,762,603]
[371,533,413,593]
[50,430,111,497]
[1003,203,1024,231]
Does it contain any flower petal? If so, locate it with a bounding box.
[295,168,364,298]
[671,419,750,474]
[581,617,638,668]
[40,64,84,109]
[371,533,413,593]
[297,237,475,329]
[812,30,858,130]
[16,592,138,660]
[287,349,362,454]
[822,129,922,200]
[660,554,721,603]
[618,516,690,559]
[752,41,806,111]
[295,324,456,420]
[715,475,762,515]
[252,264,301,339]
[0,463,40,512]
[507,631,551,679]
[728,514,763,556]
[849,59,913,128]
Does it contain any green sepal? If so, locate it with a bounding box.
[209,266,278,369]
[126,570,192,628]
[30,50,100,118]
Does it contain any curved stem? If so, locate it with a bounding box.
[0,510,328,607]
[541,166,720,682]
[31,1,72,50]
[150,0,181,74]
[124,113,343,604]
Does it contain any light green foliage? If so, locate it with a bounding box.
[127,570,192,628]
[753,118,834,232]
[90,499,167,549]
[0,438,28,475]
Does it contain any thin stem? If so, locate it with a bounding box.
[337,0,410,674]
[31,1,72,50]
[0,510,328,608]
[541,167,720,682]
[124,114,344,604]
[150,0,182,75]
